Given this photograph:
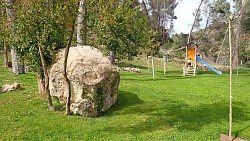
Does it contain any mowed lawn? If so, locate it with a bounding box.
[0,56,250,140]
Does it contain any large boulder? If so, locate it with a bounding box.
[49,46,120,117]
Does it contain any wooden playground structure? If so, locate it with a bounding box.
[183,43,198,76]
[182,42,222,76]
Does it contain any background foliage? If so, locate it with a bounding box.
[13,0,78,72]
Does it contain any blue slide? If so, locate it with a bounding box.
[196,55,222,75]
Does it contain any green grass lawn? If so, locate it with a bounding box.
[0,55,249,141]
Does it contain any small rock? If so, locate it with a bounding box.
[0,83,21,93]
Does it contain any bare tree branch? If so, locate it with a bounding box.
[187,0,204,44]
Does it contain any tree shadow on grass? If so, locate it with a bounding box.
[102,97,250,135]
[197,70,221,75]
[161,99,249,131]
[102,90,144,117]
[234,124,250,139]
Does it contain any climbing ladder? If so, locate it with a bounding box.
[183,66,196,76]
[183,43,197,76]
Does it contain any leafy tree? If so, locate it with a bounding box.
[192,8,203,31]
[13,0,78,109]
[239,34,250,66]
[210,0,231,20]
[189,0,231,64]
[0,1,10,67]
[88,0,149,63]
[240,0,250,64]
[143,29,161,56]
[59,0,79,115]
[146,0,178,42]
[5,0,25,74]
[171,34,183,49]
[242,0,250,33]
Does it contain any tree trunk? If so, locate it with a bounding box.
[187,0,204,44]
[228,18,233,141]
[11,49,25,74]
[152,56,155,79]
[147,56,150,72]
[5,0,25,74]
[64,18,76,115]
[109,51,115,65]
[216,29,228,64]
[233,0,247,69]
[38,44,53,110]
[216,50,221,64]
[77,0,86,46]
[163,55,166,74]
[37,73,45,94]
[162,1,166,43]
[142,0,150,21]
[3,43,9,67]
[121,0,126,4]
[234,0,247,85]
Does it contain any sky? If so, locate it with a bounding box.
[173,0,202,34]
[173,0,235,34]
[139,0,234,34]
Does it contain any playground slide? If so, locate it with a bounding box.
[196,55,222,75]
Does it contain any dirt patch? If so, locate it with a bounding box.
[220,134,248,141]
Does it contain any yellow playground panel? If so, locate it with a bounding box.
[187,47,196,67]
[183,43,197,76]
